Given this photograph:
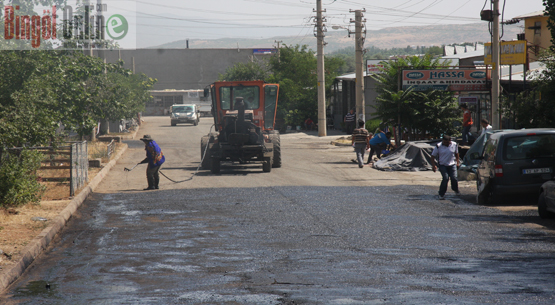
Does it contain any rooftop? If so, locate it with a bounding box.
[513,11,545,19]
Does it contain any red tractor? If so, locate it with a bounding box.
[201,80,281,173]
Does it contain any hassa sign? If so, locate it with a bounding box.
[2,0,136,49]
[402,69,488,92]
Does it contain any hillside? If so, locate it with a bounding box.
[154,23,522,53]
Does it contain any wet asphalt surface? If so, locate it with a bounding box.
[2,117,555,304]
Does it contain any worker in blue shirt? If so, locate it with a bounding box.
[139,134,165,190]
[366,130,393,164]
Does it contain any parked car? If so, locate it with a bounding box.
[538,180,555,219]
[170,104,200,126]
[459,129,506,175]
[473,128,555,204]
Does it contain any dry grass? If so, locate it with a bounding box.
[0,200,69,269]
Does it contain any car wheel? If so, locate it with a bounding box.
[193,120,198,126]
[171,121,177,126]
[476,180,491,205]
[538,192,555,219]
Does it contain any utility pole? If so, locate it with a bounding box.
[491,0,500,129]
[274,40,283,63]
[351,9,366,123]
[315,0,327,137]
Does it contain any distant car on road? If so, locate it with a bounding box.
[538,180,555,219]
[170,104,200,126]
[474,128,555,204]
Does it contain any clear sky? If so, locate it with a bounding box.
[132,0,545,47]
[110,0,546,47]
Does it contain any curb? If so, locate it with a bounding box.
[125,124,141,140]
[331,140,352,146]
[0,144,129,293]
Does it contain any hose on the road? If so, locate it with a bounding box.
[158,124,215,184]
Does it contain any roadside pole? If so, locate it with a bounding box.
[316,0,327,136]
[491,0,500,129]
[352,9,366,123]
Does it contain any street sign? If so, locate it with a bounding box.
[402,69,488,92]
[484,40,527,65]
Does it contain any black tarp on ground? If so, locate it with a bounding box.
[373,140,441,171]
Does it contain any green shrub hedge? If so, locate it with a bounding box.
[0,149,45,207]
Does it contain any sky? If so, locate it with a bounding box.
[3,0,544,49]
[130,0,546,48]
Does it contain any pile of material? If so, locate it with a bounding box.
[373,140,441,171]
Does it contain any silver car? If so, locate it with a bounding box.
[170,104,200,126]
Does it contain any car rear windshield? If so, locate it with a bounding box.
[173,106,193,113]
[504,134,555,160]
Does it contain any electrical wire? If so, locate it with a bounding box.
[500,0,506,39]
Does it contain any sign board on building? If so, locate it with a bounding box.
[366,59,386,74]
[401,69,488,92]
[484,40,527,65]
[253,49,277,54]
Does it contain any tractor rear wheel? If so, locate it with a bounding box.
[211,157,220,174]
[263,157,272,172]
[270,132,281,168]
[200,136,211,169]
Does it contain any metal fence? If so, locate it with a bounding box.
[106,140,116,159]
[69,141,88,196]
[9,141,89,196]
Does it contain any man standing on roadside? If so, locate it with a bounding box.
[431,135,461,200]
[344,109,356,135]
[351,120,371,168]
[460,103,473,145]
[139,135,165,190]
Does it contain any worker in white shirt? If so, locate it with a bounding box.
[480,119,493,137]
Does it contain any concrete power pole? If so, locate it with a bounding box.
[351,9,365,123]
[315,0,327,137]
[491,0,500,129]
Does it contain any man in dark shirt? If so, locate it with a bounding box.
[351,120,371,168]
[344,109,356,135]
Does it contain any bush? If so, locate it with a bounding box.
[0,149,45,207]
[365,119,382,135]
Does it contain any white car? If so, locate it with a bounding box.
[170,104,200,126]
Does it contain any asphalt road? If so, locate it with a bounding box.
[2,116,555,304]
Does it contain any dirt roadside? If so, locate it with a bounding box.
[0,125,141,292]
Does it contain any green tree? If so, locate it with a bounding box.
[544,0,555,51]
[267,44,344,126]
[0,50,156,146]
[218,61,269,81]
[501,49,555,128]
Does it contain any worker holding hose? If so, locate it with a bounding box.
[139,134,165,190]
